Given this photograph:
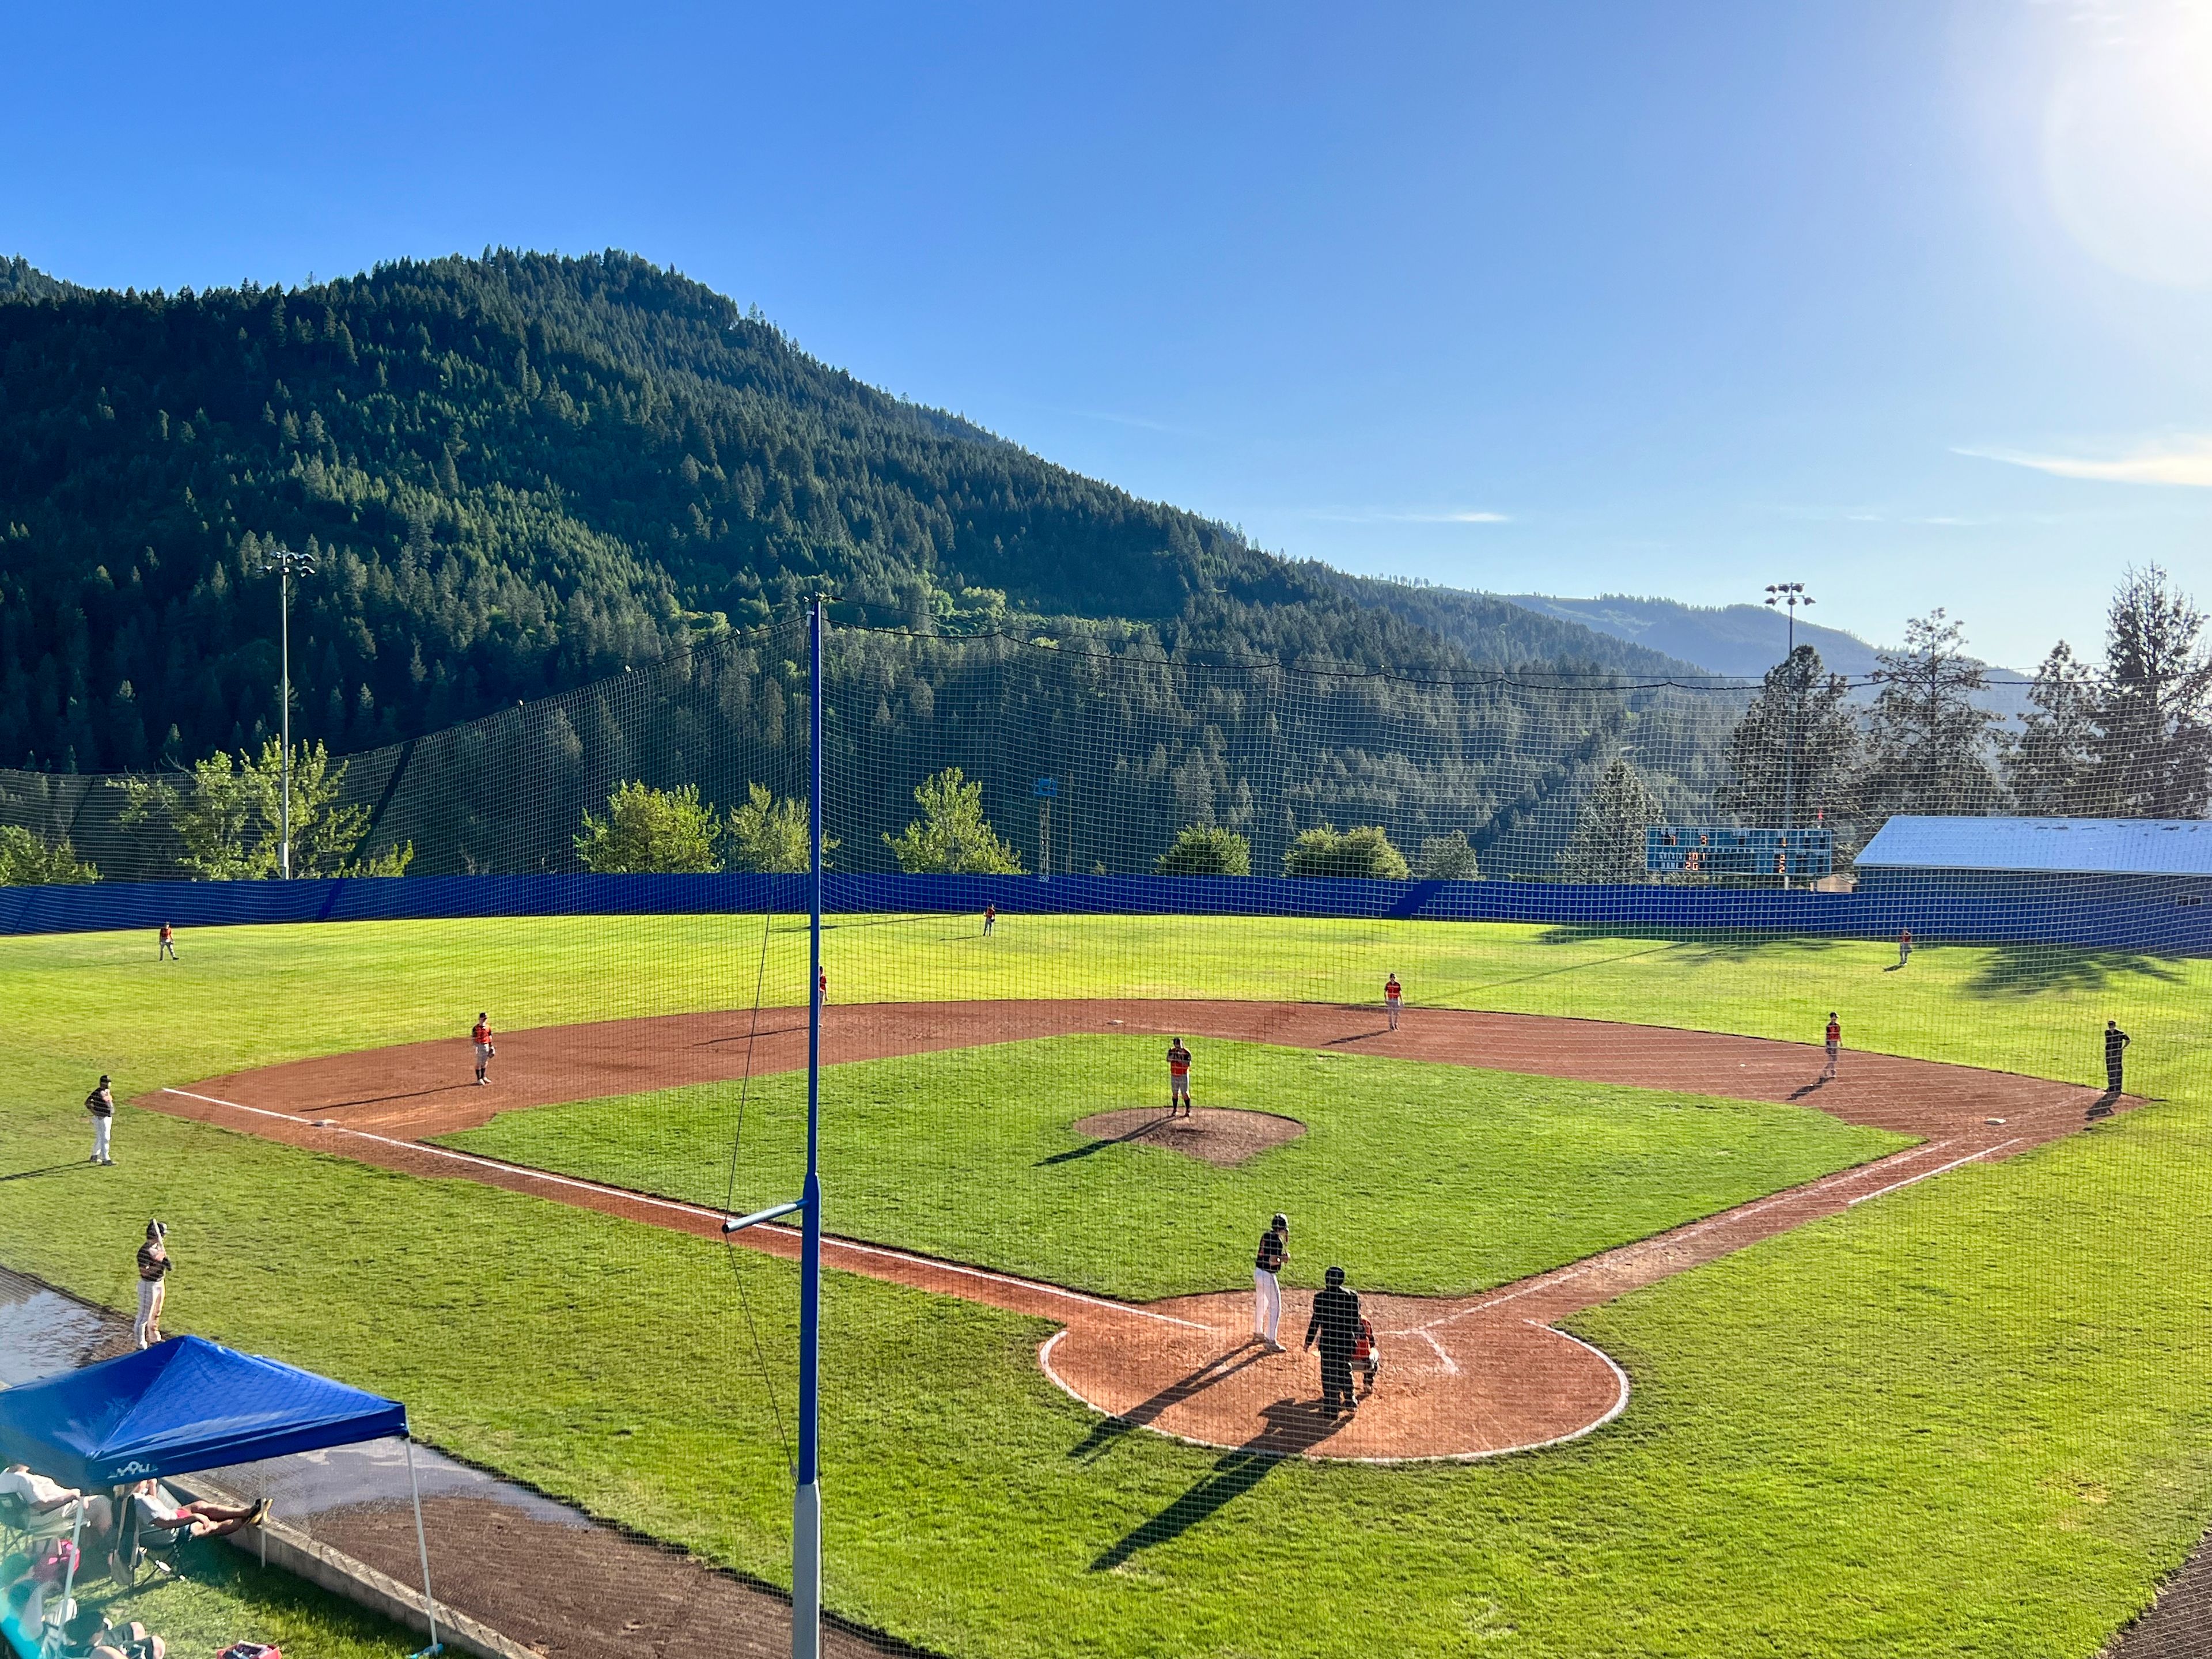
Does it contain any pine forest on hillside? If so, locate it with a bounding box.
[3,252,2209,888]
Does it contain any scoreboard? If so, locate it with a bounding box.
[1645,826,1833,877]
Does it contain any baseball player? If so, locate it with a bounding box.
[983,903,997,937]
[1166,1037,1193,1116]
[1897,927,1913,968]
[1253,1213,1289,1350]
[1304,1265,1362,1414]
[158,921,177,961]
[1353,1315,1380,1397]
[134,1220,171,1349]
[1384,973,1402,1031]
[85,1074,115,1165]
[471,1012,495,1086]
[2105,1019,2130,1094]
[1823,1012,1841,1080]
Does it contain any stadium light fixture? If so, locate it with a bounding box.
[260,542,318,878]
[1763,582,1815,861]
[1763,582,1815,655]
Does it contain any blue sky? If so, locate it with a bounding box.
[5,0,2209,667]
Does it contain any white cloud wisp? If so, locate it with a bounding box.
[1960,434,2212,488]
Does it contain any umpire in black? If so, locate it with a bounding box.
[1304,1264,1362,1414]
[2105,1020,2131,1094]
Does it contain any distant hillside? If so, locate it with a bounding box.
[0,248,1694,776]
[1500,594,1886,679]
[1325,574,1711,680]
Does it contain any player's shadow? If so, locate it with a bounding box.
[1088,1400,1347,1571]
[0,1162,92,1183]
[1037,1118,1171,1166]
[1789,1077,1832,1100]
[321,1084,480,1109]
[1068,1344,1275,1461]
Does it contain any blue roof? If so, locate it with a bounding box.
[1857,816,2212,877]
[0,1335,406,1488]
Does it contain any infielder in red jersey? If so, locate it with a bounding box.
[471,1012,494,1086]
[1384,973,1402,1031]
[1823,1012,1841,1079]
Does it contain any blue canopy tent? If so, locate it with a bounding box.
[0,1337,441,1655]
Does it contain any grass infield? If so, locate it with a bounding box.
[3,914,2210,1656]
[442,1035,1908,1300]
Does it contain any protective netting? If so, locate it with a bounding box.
[8,611,2212,1659]
[0,617,2044,887]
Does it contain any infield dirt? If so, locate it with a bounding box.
[145,999,2127,1462]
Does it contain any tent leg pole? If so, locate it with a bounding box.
[404,1437,440,1655]
[51,1502,85,1657]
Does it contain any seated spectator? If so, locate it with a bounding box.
[127,1482,267,1543]
[3,1580,44,1659]
[59,1612,162,1659]
[0,1466,111,1540]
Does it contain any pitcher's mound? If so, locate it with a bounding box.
[1069,1107,1305,1166]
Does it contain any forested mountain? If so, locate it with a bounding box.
[1501,593,1889,679]
[0,249,1699,779]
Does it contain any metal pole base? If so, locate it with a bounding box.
[793,1479,823,1659]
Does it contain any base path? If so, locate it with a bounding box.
[144,1001,2127,1463]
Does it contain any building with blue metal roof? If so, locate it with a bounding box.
[1855,815,2212,908]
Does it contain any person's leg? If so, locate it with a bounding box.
[94,1115,112,1164]
[135,1281,154,1348]
[147,1280,164,1343]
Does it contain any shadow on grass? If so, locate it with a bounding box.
[1037,1112,1184,1166]
[0,1162,96,1183]
[1069,1344,1277,1462]
[1961,945,2185,999]
[1088,1398,1349,1571]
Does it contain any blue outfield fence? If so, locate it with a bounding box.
[5,871,2212,956]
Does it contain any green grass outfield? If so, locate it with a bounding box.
[0,910,2196,1092]
[3,913,2211,1656]
[444,1035,1907,1300]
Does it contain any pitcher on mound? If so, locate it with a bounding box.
[1166,1037,1193,1116]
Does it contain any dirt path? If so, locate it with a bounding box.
[142,1001,2126,1463]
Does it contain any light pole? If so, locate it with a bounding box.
[263,543,317,877]
[1764,583,1815,881]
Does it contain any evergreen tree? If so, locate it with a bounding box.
[1154,824,1252,876]
[575,781,725,873]
[1558,757,1661,883]
[1857,609,2002,825]
[1715,646,1861,832]
[1281,824,1409,879]
[884,767,1024,874]
[2089,565,2212,817]
[1414,831,1482,881]
[2004,641,2100,815]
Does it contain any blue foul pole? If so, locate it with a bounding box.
[794,597,825,1658]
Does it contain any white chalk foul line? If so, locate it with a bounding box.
[1845,1138,2021,1206]
[160,1087,1205,1331]
[1413,1327,1460,1376]
[1407,1138,1961,1336]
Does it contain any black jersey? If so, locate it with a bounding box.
[1305,1284,1361,1357]
[1255,1227,1286,1273]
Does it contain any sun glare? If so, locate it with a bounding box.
[2043,0,2212,286]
